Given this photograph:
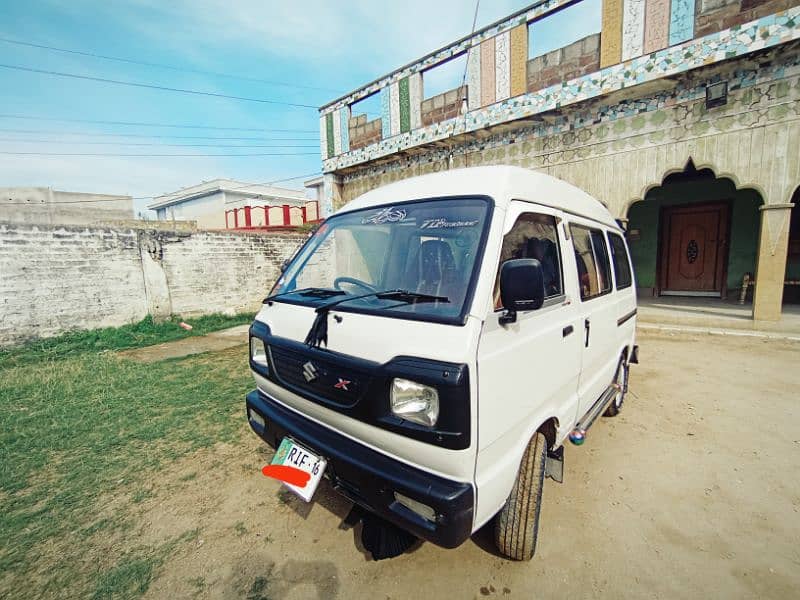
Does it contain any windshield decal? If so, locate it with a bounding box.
[361,207,407,225]
[420,218,479,229]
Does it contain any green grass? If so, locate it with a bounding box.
[0,312,255,366]
[0,318,255,599]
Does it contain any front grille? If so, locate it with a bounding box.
[268,345,367,408]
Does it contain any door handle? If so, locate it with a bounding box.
[562,325,574,337]
[584,319,591,347]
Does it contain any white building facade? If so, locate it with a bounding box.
[148,179,319,230]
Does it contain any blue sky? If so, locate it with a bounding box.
[0,0,600,217]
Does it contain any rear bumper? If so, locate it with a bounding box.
[246,389,474,548]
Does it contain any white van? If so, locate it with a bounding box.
[246,166,638,560]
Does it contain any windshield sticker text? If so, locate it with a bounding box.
[419,218,479,229]
[361,207,407,225]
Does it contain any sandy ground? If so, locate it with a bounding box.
[135,330,800,600]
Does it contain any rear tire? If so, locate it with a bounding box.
[604,356,628,417]
[494,431,547,561]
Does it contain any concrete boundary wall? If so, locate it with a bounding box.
[0,223,305,346]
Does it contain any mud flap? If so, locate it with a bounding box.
[545,446,564,483]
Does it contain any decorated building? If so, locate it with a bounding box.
[317,0,800,322]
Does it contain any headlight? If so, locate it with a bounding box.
[250,337,268,369]
[390,378,439,427]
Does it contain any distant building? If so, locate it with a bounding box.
[148,179,319,230]
[0,187,133,226]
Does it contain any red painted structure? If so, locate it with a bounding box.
[225,201,320,230]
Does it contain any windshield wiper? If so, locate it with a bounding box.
[304,289,450,348]
[264,287,345,304]
[374,290,450,305]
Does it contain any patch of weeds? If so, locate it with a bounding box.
[91,554,161,600]
[234,521,248,536]
[0,344,252,598]
[277,489,295,506]
[0,312,255,367]
[247,576,272,600]
[92,529,201,600]
[179,472,198,482]
[79,517,116,539]
[131,489,154,504]
[188,576,205,595]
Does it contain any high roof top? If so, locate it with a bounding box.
[338,166,618,228]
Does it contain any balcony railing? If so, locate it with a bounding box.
[224,201,320,230]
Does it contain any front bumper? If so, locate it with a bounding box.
[246,389,474,548]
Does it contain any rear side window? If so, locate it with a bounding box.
[570,225,612,301]
[493,213,564,309]
[608,232,632,290]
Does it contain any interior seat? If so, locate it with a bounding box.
[415,239,457,299]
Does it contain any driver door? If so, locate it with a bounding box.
[474,201,582,517]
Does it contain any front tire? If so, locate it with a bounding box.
[494,431,547,561]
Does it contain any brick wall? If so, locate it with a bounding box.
[527,34,600,93]
[349,114,383,150]
[0,223,306,346]
[695,0,793,38]
[421,86,467,127]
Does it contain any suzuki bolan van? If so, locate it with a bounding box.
[246,165,638,560]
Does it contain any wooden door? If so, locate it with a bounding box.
[660,203,729,295]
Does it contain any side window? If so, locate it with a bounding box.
[608,232,632,290]
[493,213,563,310]
[570,225,612,301]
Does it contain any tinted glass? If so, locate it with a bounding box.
[608,232,632,289]
[570,224,612,300]
[493,213,563,309]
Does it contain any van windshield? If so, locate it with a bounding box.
[271,197,492,323]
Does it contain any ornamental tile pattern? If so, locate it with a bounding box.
[322,7,800,173]
[644,0,671,54]
[495,31,511,102]
[622,0,646,61]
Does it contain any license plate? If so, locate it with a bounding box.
[271,437,327,502]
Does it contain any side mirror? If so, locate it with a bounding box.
[499,259,546,325]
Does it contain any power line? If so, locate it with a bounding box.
[0,172,321,204]
[0,36,345,95]
[0,128,317,141]
[0,113,317,133]
[0,150,318,157]
[0,138,319,148]
[0,63,320,108]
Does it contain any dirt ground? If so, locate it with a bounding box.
[133,330,800,600]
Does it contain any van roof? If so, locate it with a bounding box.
[338,165,619,228]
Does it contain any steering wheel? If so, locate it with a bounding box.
[333,276,378,294]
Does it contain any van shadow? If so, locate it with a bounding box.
[469,520,507,558]
[275,478,351,522]
[277,479,500,560]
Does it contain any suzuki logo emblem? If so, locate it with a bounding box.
[302,361,319,383]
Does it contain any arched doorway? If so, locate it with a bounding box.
[626,160,763,302]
